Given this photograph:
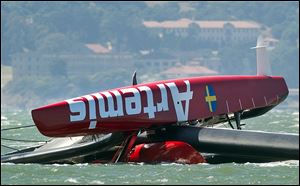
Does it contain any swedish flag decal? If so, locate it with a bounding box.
[205,85,217,112]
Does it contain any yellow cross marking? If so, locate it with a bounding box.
[205,86,216,112]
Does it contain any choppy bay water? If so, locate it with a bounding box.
[1,108,299,185]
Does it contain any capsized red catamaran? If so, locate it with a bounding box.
[32,75,288,137]
[2,36,298,164]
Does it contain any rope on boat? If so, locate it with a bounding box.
[1,125,49,155]
[1,144,19,151]
[1,137,47,143]
[1,125,36,131]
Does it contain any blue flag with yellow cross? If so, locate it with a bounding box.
[205,85,217,112]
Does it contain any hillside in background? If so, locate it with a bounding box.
[1,1,299,109]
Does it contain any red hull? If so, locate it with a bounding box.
[32,75,288,137]
[128,141,206,164]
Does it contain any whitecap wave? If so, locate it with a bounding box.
[206,176,214,179]
[49,163,70,167]
[157,178,168,183]
[161,162,184,166]
[246,160,299,167]
[1,162,15,166]
[75,163,89,166]
[65,178,79,183]
[1,116,8,120]
[89,180,105,184]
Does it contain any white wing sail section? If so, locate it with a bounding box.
[251,35,271,76]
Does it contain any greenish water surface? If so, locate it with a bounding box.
[1,108,299,185]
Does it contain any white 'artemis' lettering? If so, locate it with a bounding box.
[156,84,169,112]
[102,91,124,117]
[82,95,97,129]
[92,93,106,118]
[120,88,141,115]
[66,97,86,122]
[92,90,124,118]
[138,86,157,118]
[82,95,96,120]
[165,80,193,121]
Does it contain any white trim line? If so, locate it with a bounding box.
[264,96,268,106]
[252,97,256,108]
[226,100,230,113]
[239,99,243,110]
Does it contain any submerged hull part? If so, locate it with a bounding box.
[140,126,299,162]
[128,141,206,164]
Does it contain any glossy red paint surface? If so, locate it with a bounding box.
[32,75,288,137]
[127,141,206,164]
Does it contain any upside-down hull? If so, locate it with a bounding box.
[32,75,288,137]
